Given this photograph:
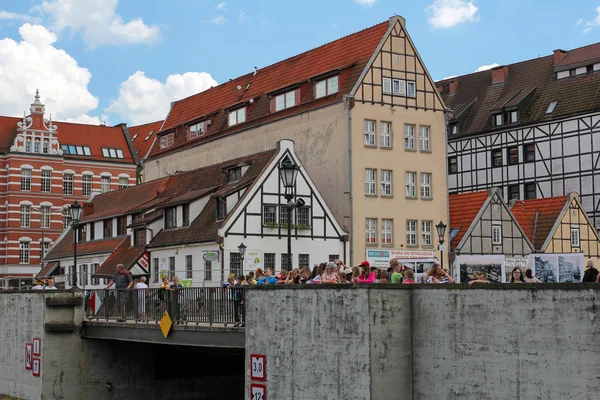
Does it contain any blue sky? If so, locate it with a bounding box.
[0,0,599,125]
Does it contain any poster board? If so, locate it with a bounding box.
[455,254,506,283]
[245,251,262,274]
[533,253,584,283]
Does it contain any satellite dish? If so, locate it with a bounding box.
[249,98,254,104]
[236,85,242,90]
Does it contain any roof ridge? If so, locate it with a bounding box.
[128,120,164,129]
[168,147,278,176]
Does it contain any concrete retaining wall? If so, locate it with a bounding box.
[245,284,600,400]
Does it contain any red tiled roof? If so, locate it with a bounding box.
[449,191,489,247]
[0,116,137,163]
[437,42,600,138]
[511,196,568,250]
[94,238,146,277]
[81,176,171,222]
[44,231,127,260]
[35,262,58,279]
[148,21,389,159]
[127,120,162,160]
[555,42,600,69]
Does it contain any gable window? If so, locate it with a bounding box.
[297,207,310,227]
[420,173,432,199]
[448,157,458,174]
[275,91,296,111]
[422,221,432,246]
[406,220,417,246]
[492,224,502,245]
[216,198,227,221]
[230,252,242,277]
[42,140,49,154]
[117,216,127,236]
[185,255,193,279]
[101,176,111,193]
[227,167,242,182]
[381,170,392,197]
[20,204,31,227]
[508,146,519,165]
[103,219,113,238]
[393,79,406,96]
[41,206,51,229]
[365,169,376,196]
[165,207,177,229]
[263,204,277,225]
[494,114,502,127]
[365,218,377,244]
[382,77,392,94]
[509,110,518,124]
[491,149,502,167]
[419,126,430,151]
[228,107,246,126]
[63,173,74,195]
[523,144,535,162]
[279,205,292,226]
[570,227,580,247]
[508,185,520,201]
[134,229,146,246]
[19,240,30,264]
[525,183,536,200]
[405,172,416,198]
[189,122,206,139]
[160,133,174,149]
[119,176,129,189]
[21,168,32,191]
[381,219,393,245]
[315,76,338,99]
[380,122,391,148]
[405,125,415,150]
[364,120,376,146]
[41,170,52,192]
[82,174,92,196]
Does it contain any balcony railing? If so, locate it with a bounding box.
[83,287,246,327]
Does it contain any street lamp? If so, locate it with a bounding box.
[436,221,447,269]
[69,201,83,287]
[279,158,299,271]
[237,242,246,276]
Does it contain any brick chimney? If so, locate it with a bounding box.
[491,66,508,85]
[449,80,458,94]
[553,49,567,65]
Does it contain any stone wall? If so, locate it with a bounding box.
[245,284,600,400]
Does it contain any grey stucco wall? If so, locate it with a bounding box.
[245,285,600,400]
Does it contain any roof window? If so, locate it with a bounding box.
[228,107,246,127]
[227,167,242,182]
[556,70,570,80]
[102,148,125,159]
[145,131,154,141]
[189,122,206,139]
[275,91,296,111]
[61,144,91,156]
[315,76,338,99]
[575,67,587,76]
[132,134,139,140]
[546,101,557,114]
[160,133,174,149]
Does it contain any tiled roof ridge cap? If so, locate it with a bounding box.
[87,176,171,202]
[129,120,164,129]
[168,147,277,176]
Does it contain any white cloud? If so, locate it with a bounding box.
[0,23,98,119]
[582,6,600,33]
[0,11,34,22]
[211,15,227,25]
[216,2,226,10]
[475,63,499,72]
[426,0,479,28]
[576,17,584,26]
[62,114,107,125]
[354,0,376,5]
[237,10,247,23]
[107,71,218,125]
[330,23,337,29]
[36,0,159,47]
[443,75,458,80]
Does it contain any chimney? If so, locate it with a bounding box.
[553,49,567,65]
[449,80,458,94]
[491,66,509,85]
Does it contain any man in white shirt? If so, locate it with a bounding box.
[135,276,148,320]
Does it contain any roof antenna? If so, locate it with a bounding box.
[253,66,258,76]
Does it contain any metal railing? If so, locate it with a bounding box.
[84,287,246,326]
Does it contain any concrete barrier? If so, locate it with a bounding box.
[244,284,600,400]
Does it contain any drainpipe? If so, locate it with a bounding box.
[346,96,355,267]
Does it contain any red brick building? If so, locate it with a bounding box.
[0,92,139,287]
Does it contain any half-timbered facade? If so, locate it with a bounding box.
[0,92,138,283]
[438,43,600,231]
[142,16,447,267]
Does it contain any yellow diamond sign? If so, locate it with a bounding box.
[159,311,173,338]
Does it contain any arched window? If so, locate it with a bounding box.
[25,139,31,153]
[18,237,32,264]
[20,166,32,191]
[42,139,49,154]
[20,201,32,227]
[100,173,112,193]
[33,139,40,153]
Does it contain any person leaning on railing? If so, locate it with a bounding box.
[104,264,133,322]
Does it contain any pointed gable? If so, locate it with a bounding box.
[127,120,163,160]
[511,196,568,250]
[449,190,489,248]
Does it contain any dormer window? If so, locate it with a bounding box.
[275,91,296,111]
[160,133,174,149]
[315,76,338,99]
[227,167,242,182]
[449,123,458,136]
[546,101,557,114]
[509,110,518,124]
[557,70,569,80]
[228,107,246,126]
[216,198,227,220]
[494,114,502,127]
[189,122,206,139]
[165,207,177,229]
[575,67,587,75]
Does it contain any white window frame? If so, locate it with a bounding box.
[406,220,417,246]
[419,126,430,151]
[119,176,128,189]
[63,173,74,195]
[420,173,432,199]
[557,70,569,79]
[366,218,377,244]
[381,170,392,196]
[422,221,432,246]
[41,206,51,229]
[275,91,296,111]
[381,219,393,245]
[62,208,72,231]
[82,174,92,196]
[21,168,32,191]
[380,122,391,148]
[41,170,51,192]
[101,176,111,193]
[407,81,416,97]
[405,172,416,198]
[494,114,502,126]
[492,224,502,245]
[19,241,30,264]
[405,125,415,150]
[189,122,205,139]
[510,110,518,123]
[364,120,376,146]
[20,205,31,227]
[382,77,392,94]
[315,76,339,99]
[365,169,376,196]
[160,133,174,149]
[570,227,580,247]
[393,79,406,96]
[228,107,246,126]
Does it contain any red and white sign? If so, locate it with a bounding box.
[25,343,33,370]
[90,291,102,315]
[250,383,266,400]
[33,338,41,356]
[250,354,266,381]
[390,250,435,259]
[138,251,149,270]
[32,358,41,377]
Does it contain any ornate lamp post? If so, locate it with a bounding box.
[279,158,299,271]
[238,242,247,276]
[436,221,447,269]
[69,201,83,287]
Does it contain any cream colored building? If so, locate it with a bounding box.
[144,16,448,267]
